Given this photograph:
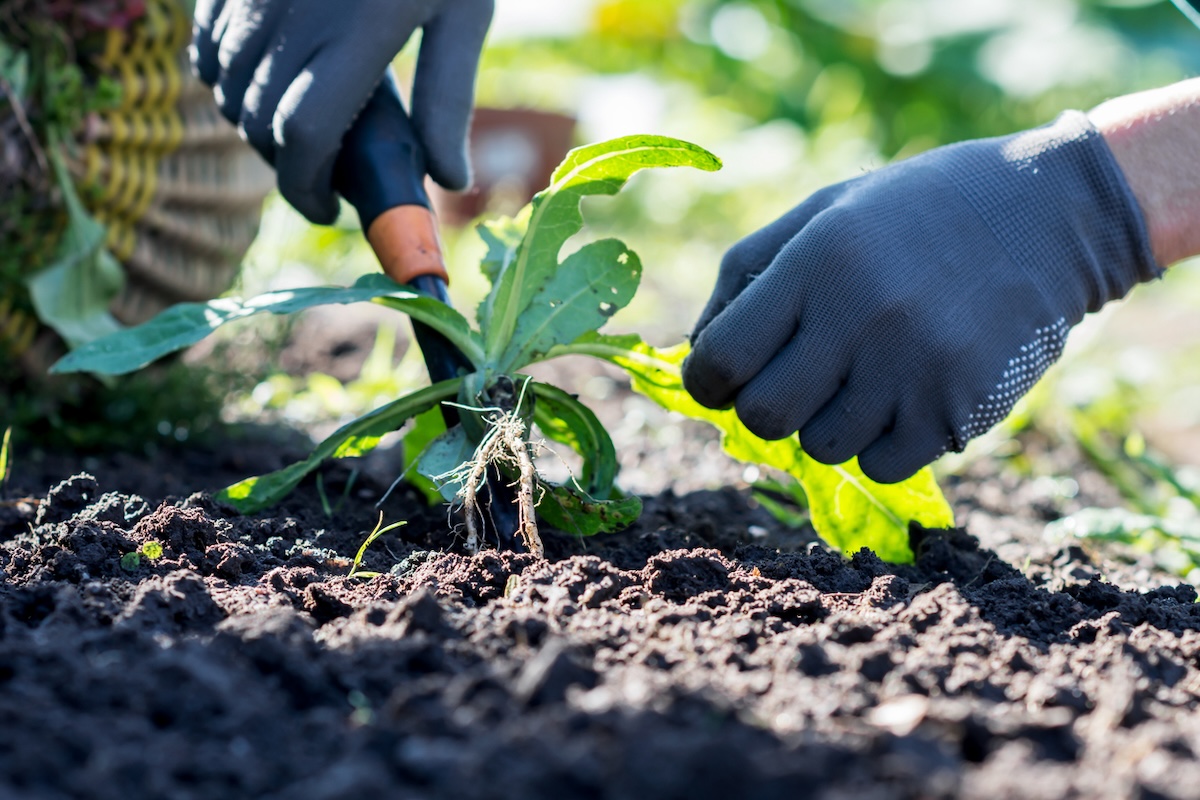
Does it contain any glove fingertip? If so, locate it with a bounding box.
[680,349,737,412]
[191,0,230,87]
[288,189,341,226]
[426,150,472,192]
[411,4,489,193]
[190,43,216,86]
[416,112,473,190]
[857,438,931,485]
[213,85,241,127]
[279,157,341,225]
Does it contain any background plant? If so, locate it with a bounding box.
[1,3,127,340]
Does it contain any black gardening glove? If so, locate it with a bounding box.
[683,111,1160,483]
[191,0,493,223]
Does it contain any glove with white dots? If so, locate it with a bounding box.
[683,111,1161,483]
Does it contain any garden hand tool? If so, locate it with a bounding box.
[332,75,526,551]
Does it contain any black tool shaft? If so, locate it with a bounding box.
[331,77,526,551]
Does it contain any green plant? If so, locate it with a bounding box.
[317,469,359,519]
[349,513,407,580]
[1042,416,1200,580]
[2,14,126,334]
[119,540,163,571]
[0,426,11,491]
[751,475,809,530]
[54,135,952,562]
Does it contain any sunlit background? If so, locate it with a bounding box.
[222,0,1200,573]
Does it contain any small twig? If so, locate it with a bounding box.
[0,74,49,174]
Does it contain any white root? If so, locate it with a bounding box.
[511,424,540,556]
[456,408,544,559]
[460,441,488,554]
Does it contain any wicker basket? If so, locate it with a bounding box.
[3,0,273,375]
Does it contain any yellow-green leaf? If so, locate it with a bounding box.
[552,333,953,562]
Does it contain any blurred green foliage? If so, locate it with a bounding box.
[999,275,1200,579]
[465,0,1200,338]
[485,0,1197,155]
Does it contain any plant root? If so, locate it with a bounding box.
[459,408,544,558]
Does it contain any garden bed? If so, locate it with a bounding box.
[2,397,1198,800]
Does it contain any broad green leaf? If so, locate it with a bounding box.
[725,421,949,565]
[497,240,641,372]
[217,379,460,513]
[476,213,528,302]
[530,382,618,497]
[26,147,124,349]
[52,273,484,376]
[415,425,477,502]
[481,136,721,364]
[536,481,643,537]
[403,407,449,504]
[552,333,953,563]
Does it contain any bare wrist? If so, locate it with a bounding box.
[1088,78,1200,267]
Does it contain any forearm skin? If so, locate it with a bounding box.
[1089,77,1200,267]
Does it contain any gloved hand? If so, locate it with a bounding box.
[191,0,493,224]
[683,111,1161,484]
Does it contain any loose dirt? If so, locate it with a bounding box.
[3,420,1199,800]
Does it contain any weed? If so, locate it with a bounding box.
[54,136,952,562]
[317,469,359,519]
[348,512,407,580]
[751,475,809,529]
[0,426,10,492]
[120,540,164,572]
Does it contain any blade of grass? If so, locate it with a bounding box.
[349,511,407,579]
[0,427,10,491]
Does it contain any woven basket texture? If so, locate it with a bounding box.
[2,0,272,374]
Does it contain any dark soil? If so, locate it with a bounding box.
[3,419,1200,800]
